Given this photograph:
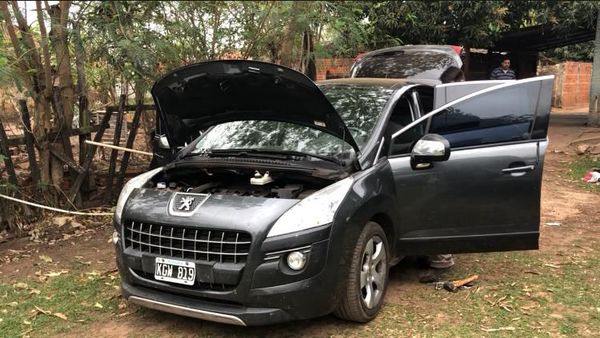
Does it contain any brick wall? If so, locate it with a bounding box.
[539,61,592,108]
[315,58,354,81]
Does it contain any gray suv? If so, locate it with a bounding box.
[112,60,553,326]
[351,45,463,81]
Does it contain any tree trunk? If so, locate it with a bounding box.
[589,9,600,127]
[301,30,316,80]
[47,2,76,185]
[279,2,302,68]
[49,2,75,131]
[18,100,41,185]
[1,1,53,188]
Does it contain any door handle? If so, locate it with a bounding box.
[502,165,535,174]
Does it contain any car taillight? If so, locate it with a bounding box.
[354,52,365,63]
[449,45,463,55]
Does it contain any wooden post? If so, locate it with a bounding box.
[116,102,143,190]
[0,116,33,222]
[78,96,90,165]
[105,94,127,203]
[463,46,471,80]
[77,95,96,195]
[67,108,113,206]
[18,100,41,185]
[0,117,18,187]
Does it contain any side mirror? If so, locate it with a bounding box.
[155,135,170,149]
[410,134,450,169]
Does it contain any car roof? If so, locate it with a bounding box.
[359,45,462,64]
[317,77,438,90]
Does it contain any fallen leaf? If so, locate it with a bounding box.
[45,270,69,277]
[71,221,84,229]
[544,263,561,269]
[14,282,29,289]
[53,312,68,320]
[481,326,516,332]
[39,255,53,263]
[52,216,71,227]
[29,289,41,295]
[33,306,51,315]
[23,319,31,325]
[94,302,104,309]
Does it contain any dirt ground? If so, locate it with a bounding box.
[1,111,598,337]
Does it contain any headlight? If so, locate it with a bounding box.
[266,177,354,238]
[114,167,163,224]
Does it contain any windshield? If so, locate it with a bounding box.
[321,85,394,147]
[189,85,393,159]
[191,120,353,158]
[354,51,458,80]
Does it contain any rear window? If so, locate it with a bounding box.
[353,51,458,80]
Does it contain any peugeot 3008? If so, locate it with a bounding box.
[113,60,553,326]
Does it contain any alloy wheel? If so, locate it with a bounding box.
[359,235,387,309]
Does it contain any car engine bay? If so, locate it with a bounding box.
[147,167,336,199]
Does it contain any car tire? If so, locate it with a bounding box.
[334,221,389,322]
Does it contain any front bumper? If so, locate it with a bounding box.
[115,224,341,326]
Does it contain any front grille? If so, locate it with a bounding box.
[124,221,251,264]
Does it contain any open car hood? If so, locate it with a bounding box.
[151,60,359,152]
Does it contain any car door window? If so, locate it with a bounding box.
[390,79,547,156]
[429,82,539,148]
[415,87,434,114]
[387,94,425,156]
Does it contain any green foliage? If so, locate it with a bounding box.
[0,31,19,89]
[543,41,595,62]
[371,1,599,49]
[75,0,373,92]
[371,1,510,48]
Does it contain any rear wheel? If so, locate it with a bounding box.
[334,221,389,322]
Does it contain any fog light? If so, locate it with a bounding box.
[286,251,307,271]
[112,231,120,245]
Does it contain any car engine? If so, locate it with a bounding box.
[148,167,328,200]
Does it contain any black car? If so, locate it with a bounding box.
[113,60,553,326]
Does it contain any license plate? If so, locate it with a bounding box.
[154,257,196,285]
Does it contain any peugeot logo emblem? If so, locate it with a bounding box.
[178,196,195,211]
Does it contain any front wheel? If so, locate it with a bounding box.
[334,221,389,322]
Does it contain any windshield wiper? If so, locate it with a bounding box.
[186,148,343,166]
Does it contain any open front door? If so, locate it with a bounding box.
[388,76,553,255]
